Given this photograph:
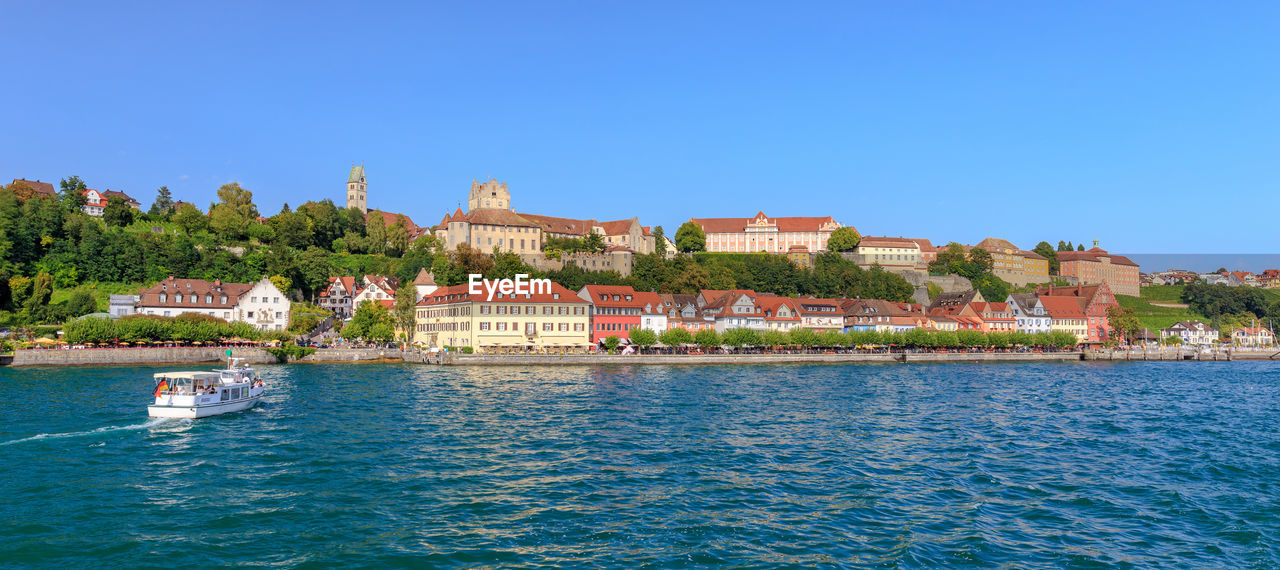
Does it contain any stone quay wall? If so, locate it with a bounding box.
[443,352,1084,366]
[11,347,275,367]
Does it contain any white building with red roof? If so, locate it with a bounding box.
[82,188,140,217]
[136,277,289,331]
[690,211,846,254]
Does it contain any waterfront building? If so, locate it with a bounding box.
[318,277,358,318]
[1232,326,1274,346]
[1006,293,1052,334]
[1226,271,1258,287]
[699,289,766,331]
[1057,244,1140,297]
[1160,321,1219,345]
[1259,269,1280,288]
[1035,283,1117,344]
[1038,296,1088,343]
[793,298,845,332]
[353,275,399,307]
[413,282,591,350]
[929,289,985,312]
[690,211,846,253]
[630,291,667,335]
[81,188,140,217]
[970,302,1015,332]
[136,277,290,331]
[973,238,1051,286]
[843,299,926,333]
[660,293,715,332]
[755,296,801,332]
[578,284,644,343]
[109,295,138,318]
[929,315,958,331]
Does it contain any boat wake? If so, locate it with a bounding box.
[0,417,189,447]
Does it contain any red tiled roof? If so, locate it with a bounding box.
[1057,248,1139,267]
[1039,296,1087,319]
[632,291,663,313]
[598,219,636,235]
[323,276,357,297]
[370,211,420,233]
[517,212,591,234]
[690,214,845,234]
[138,277,253,309]
[858,236,922,249]
[10,179,56,197]
[580,285,645,308]
[755,296,801,321]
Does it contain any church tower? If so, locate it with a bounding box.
[347,165,367,212]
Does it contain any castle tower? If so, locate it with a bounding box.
[347,165,367,212]
[467,178,510,211]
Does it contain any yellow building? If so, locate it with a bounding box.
[414,282,592,352]
[975,238,1050,286]
[1040,296,1088,343]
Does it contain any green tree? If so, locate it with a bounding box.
[366,211,387,254]
[103,196,135,227]
[173,202,208,235]
[722,327,762,348]
[59,176,88,210]
[25,272,53,318]
[652,226,667,256]
[967,247,993,275]
[393,281,418,344]
[269,275,293,297]
[826,227,861,252]
[1106,305,1140,344]
[629,328,657,350]
[790,327,819,348]
[1077,243,1085,251]
[762,329,790,347]
[602,335,622,352]
[209,182,259,240]
[345,299,391,341]
[694,328,721,348]
[148,186,175,217]
[1032,241,1060,275]
[368,322,395,344]
[675,221,706,253]
[659,327,693,347]
[298,246,333,299]
[583,231,605,253]
[66,289,98,316]
[386,216,410,257]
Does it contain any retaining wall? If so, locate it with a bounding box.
[444,352,1083,366]
[11,347,274,367]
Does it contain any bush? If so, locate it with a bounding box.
[264,343,317,362]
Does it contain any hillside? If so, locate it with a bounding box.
[1117,285,1203,332]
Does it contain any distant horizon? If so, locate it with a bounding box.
[1122,254,1280,275]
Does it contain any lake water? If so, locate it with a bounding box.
[1,362,1278,566]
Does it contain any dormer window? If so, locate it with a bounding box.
[159,293,167,303]
[175,293,183,303]
[205,294,212,303]
[553,293,560,300]
[220,295,227,304]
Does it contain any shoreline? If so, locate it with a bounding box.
[5,346,1275,367]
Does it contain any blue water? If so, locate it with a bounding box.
[1,362,1278,566]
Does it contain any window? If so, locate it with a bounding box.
[480,322,490,330]
[497,306,507,315]
[275,312,282,319]
[205,294,212,303]
[543,306,552,315]
[543,322,553,331]
[251,297,257,303]
[525,323,536,334]
[223,311,230,318]
[574,323,584,331]
[247,312,254,318]
[559,323,568,331]
[176,294,183,303]
[160,293,167,303]
[497,322,507,331]
[220,295,227,304]
[273,297,279,304]
[481,305,491,314]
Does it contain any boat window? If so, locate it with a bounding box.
[220,389,229,402]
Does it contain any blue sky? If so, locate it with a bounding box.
[3,1,1277,253]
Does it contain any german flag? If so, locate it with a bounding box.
[153,378,169,397]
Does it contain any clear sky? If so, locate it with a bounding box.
[3,1,1277,253]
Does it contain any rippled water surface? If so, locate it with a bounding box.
[2,362,1279,566]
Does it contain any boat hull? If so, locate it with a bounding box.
[148,395,261,418]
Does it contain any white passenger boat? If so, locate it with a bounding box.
[148,359,265,418]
